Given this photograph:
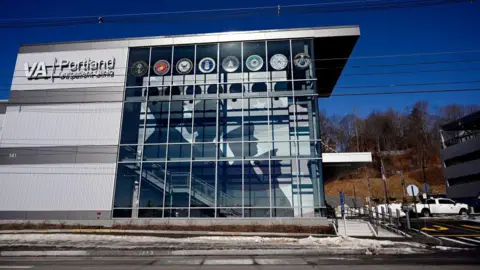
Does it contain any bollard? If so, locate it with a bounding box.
[381,207,385,222]
[388,208,393,224]
[396,209,400,228]
[406,210,411,231]
[470,207,475,214]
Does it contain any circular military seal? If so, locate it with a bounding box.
[198,57,216,73]
[176,58,193,74]
[131,61,148,77]
[293,53,311,69]
[222,56,240,72]
[269,54,288,70]
[245,55,264,72]
[153,60,170,76]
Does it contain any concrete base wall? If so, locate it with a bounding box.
[0,218,329,227]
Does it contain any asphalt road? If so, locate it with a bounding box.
[0,253,479,269]
[409,218,480,247]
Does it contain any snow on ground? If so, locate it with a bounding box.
[0,234,426,251]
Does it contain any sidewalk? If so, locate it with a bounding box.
[0,232,458,256]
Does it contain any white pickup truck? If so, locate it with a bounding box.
[411,197,469,217]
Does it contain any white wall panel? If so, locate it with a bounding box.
[0,114,4,141]
[0,163,116,211]
[12,48,127,90]
[0,103,122,147]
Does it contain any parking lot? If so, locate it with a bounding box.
[409,218,480,247]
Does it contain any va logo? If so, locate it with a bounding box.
[24,62,48,79]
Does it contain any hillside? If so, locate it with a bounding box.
[325,166,446,203]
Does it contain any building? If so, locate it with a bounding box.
[0,26,371,222]
[440,111,480,211]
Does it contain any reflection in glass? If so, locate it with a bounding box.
[120,102,145,144]
[219,99,242,142]
[169,101,193,143]
[119,145,142,162]
[139,163,165,208]
[244,160,270,208]
[127,48,150,87]
[145,101,169,144]
[164,162,190,209]
[217,161,243,208]
[113,163,140,217]
[143,145,167,161]
[190,161,216,210]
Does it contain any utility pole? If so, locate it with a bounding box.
[354,106,360,152]
[380,158,389,205]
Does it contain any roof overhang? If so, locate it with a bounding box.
[322,152,372,180]
[441,110,480,131]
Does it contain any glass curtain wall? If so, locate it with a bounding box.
[113,39,324,218]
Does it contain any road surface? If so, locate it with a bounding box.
[409,218,480,247]
[0,253,479,269]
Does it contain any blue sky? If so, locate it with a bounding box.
[1,0,479,117]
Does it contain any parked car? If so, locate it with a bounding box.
[410,197,469,217]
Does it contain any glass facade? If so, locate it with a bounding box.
[113,39,325,218]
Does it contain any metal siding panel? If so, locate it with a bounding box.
[19,26,360,52]
[0,163,116,211]
[0,103,122,147]
[441,136,480,161]
[445,159,480,180]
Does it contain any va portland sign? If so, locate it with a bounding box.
[24,57,116,81]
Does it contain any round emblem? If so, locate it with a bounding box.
[153,60,170,76]
[198,57,216,73]
[270,54,288,71]
[222,56,240,72]
[293,53,311,69]
[131,61,148,77]
[176,58,193,74]
[246,55,264,72]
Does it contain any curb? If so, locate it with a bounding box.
[0,248,434,257]
[0,229,336,239]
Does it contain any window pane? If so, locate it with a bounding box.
[220,42,242,82]
[113,163,140,210]
[169,101,193,143]
[271,160,295,209]
[127,48,150,87]
[217,208,242,218]
[164,162,190,207]
[192,143,217,159]
[243,42,266,84]
[139,163,166,208]
[190,208,215,218]
[193,99,217,143]
[272,208,294,217]
[244,159,270,207]
[271,97,295,156]
[196,44,219,84]
[244,97,270,142]
[244,208,270,218]
[219,99,243,142]
[168,144,192,160]
[119,145,142,162]
[150,46,173,87]
[191,161,216,208]
[217,161,243,207]
[125,87,146,101]
[145,101,169,144]
[267,40,291,81]
[120,102,145,144]
[298,159,314,207]
[143,145,167,161]
[219,143,242,159]
[291,39,314,80]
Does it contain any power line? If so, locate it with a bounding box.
[330,87,480,96]
[0,0,473,28]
